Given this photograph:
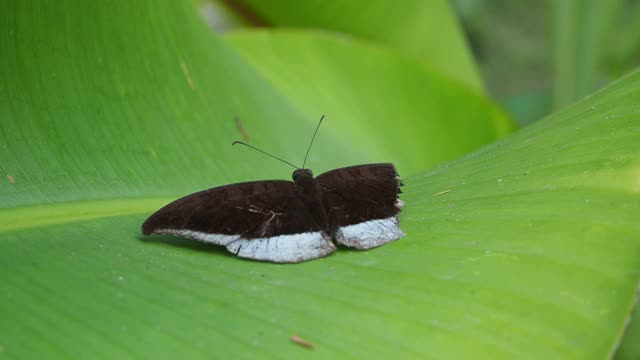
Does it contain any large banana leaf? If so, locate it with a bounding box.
[230,0,484,92]
[1,0,639,359]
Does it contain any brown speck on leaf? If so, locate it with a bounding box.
[433,189,452,197]
[235,117,250,141]
[290,335,314,349]
[7,175,14,183]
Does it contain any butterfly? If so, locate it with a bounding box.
[141,116,405,263]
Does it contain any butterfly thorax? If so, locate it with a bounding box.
[293,170,322,203]
[293,169,331,233]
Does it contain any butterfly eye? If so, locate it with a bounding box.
[306,169,313,177]
[292,170,300,181]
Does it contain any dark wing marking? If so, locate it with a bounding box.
[141,180,335,263]
[316,164,404,249]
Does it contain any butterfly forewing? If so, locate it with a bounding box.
[142,180,336,262]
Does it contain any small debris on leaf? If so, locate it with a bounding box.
[290,335,315,349]
[180,59,195,90]
[235,116,250,141]
[433,189,451,197]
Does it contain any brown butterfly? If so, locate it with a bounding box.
[142,116,404,263]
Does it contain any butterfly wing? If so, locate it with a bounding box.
[142,180,335,263]
[316,163,405,249]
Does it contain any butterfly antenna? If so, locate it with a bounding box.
[232,141,299,170]
[302,115,325,168]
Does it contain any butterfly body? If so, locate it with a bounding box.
[142,163,404,263]
[289,168,331,235]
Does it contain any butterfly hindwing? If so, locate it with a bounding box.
[316,163,405,249]
[142,180,335,263]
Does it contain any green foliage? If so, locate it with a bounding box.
[1,0,639,359]
[229,0,484,92]
[225,30,512,176]
[617,305,640,359]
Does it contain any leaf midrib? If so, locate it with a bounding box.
[0,197,174,234]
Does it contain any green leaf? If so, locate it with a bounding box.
[224,30,513,176]
[231,0,484,93]
[405,71,640,358]
[1,0,639,359]
[616,305,640,359]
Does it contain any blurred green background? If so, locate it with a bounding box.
[203,0,640,125]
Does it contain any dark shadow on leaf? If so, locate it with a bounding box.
[138,233,352,264]
[334,243,362,252]
[137,234,232,257]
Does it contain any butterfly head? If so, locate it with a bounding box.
[292,168,313,182]
[232,115,325,183]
